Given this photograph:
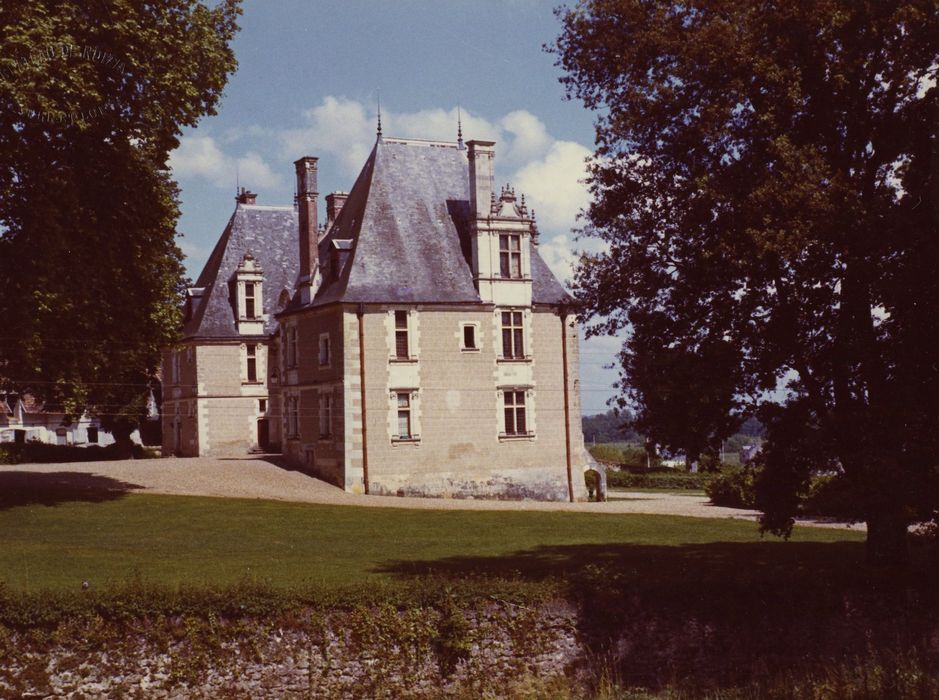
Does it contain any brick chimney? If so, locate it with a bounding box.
[294,156,319,303]
[235,187,257,205]
[467,140,495,218]
[325,191,349,228]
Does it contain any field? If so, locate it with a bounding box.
[0,491,864,592]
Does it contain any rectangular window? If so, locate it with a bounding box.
[246,344,258,382]
[504,391,527,435]
[87,427,98,444]
[396,392,412,439]
[287,396,299,438]
[287,327,298,367]
[245,282,256,318]
[499,234,522,278]
[395,310,409,359]
[259,399,267,413]
[319,394,331,438]
[501,311,525,359]
[462,324,477,350]
[172,351,181,385]
[319,334,330,367]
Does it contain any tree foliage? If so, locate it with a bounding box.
[582,409,637,444]
[0,0,241,442]
[553,0,939,564]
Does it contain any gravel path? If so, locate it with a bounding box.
[0,456,862,530]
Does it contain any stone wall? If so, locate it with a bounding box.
[0,601,580,699]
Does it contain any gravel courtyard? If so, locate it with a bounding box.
[0,456,860,530]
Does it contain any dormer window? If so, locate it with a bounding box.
[245,283,257,319]
[499,234,522,278]
[230,253,264,334]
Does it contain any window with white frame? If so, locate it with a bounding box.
[319,333,330,367]
[318,393,331,438]
[394,310,409,359]
[396,392,412,439]
[503,390,529,436]
[499,234,522,278]
[501,311,525,359]
[246,343,258,382]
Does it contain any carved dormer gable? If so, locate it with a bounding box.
[229,252,265,335]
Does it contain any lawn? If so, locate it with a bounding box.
[0,489,865,592]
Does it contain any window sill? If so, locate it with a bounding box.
[242,381,264,386]
[392,436,421,445]
[461,347,480,353]
[497,356,532,364]
[318,435,332,442]
[389,357,419,364]
[499,432,536,442]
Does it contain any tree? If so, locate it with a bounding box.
[553,1,939,564]
[0,1,241,447]
[582,408,637,444]
[620,314,742,469]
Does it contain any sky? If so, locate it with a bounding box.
[169,0,623,414]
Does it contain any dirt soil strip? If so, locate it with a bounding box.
[0,457,863,530]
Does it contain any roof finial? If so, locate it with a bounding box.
[376,92,383,141]
[457,104,464,149]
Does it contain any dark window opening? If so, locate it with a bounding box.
[504,391,527,435]
[463,325,476,349]
[247,344,258,382]
[395,310,409,359]
[87,427,98,444]
[501,311,524,358]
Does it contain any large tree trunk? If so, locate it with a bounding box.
[111,425,135,459]
[866,513,909,567]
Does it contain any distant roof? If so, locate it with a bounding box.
[288,137,571,310]
[184,204,299,339]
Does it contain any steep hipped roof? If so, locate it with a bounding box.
[184,204,299,339]
[296,137,571,309]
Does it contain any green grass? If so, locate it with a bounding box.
[0,489,865,592]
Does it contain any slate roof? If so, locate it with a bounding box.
[184,204,299,339]
[290,137,571,310]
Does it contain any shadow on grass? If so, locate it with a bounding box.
[0,471,143,510]
[377,539,939,691]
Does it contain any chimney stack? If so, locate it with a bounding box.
[467,140,495,218]
[235,187,257,205]
[325,191,349,228]
[294,156,319,302]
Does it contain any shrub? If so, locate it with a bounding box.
[802,474,857,518]
[588,444,626,464]
[706,468,757,508]
[606,469,713,490]
[0,441,159,465]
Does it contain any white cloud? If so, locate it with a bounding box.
[169,135,283,191]
[280,96,374,177]
[538,233,578,287]
[500,110,552,165]
[512,140,591,232]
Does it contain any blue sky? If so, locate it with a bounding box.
[170,0,622,414]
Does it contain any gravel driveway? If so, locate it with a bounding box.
[0,456,861,530]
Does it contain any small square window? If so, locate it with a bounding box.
[462,325,477,350]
